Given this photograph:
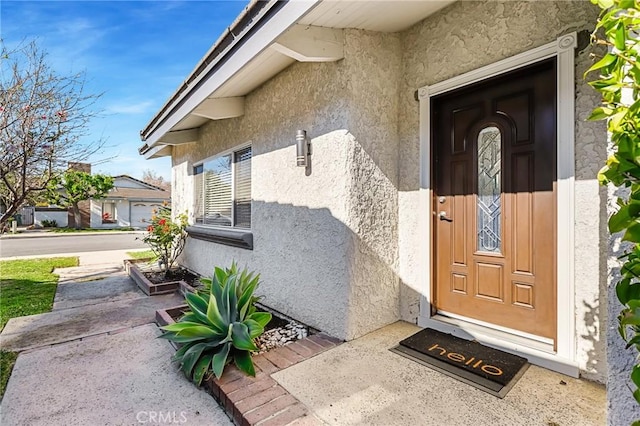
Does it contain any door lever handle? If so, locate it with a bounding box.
[439,211,453,222]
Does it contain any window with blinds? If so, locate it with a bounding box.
[194,146,251,229]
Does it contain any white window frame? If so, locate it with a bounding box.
[102,201,117,224]
[417,33,578,376]
[193,143,252,229]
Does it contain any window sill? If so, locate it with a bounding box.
[186,226,253,250]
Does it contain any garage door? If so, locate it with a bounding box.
[130,203,163,229]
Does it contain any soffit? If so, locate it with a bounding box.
[171,50,295,131]
[149,0,456,154]
[298,0,454,32]
[207,0,456,102]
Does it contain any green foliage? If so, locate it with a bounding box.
[0,40,104,228]
[0,350,18,401]
[46,170,114,229]
[47,170,114,207]
[0,257,78,330]
[588,0,640,409]
[141,204,187,275]
[40,219,57,228]
[160,262,271,384]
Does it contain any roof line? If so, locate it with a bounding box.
[140,0,281,141]
[112,175,168,192]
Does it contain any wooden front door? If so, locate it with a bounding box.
[433,59,557,340]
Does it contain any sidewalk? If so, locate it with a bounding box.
[0,251,231,426]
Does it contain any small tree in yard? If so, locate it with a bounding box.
[46,170,114,229]
[0,40,103,228]
[142,204,187,278]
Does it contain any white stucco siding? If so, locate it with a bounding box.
[169,0,610,385]
[342,29,402,339]
[34,209,68,228]
[90,199,130,228]
[397,0,605,382]
[173,60,356,339]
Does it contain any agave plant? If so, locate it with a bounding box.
[160,262,271,385]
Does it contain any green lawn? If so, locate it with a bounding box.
[0,257,78,330]
[0,256,78,401]
[0,350,18,402]
[126,250,156,260]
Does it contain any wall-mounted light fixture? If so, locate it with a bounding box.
[296,130,312,168]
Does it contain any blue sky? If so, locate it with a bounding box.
[2,0,249,181]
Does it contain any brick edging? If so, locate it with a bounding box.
[205,333,341,426]
[127,262,185,296]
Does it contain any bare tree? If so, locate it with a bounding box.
[0,40,103,226]
[141,168,170,191]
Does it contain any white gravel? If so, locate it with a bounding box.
[255,321,308,353]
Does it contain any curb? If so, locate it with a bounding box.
[0,231,147,240]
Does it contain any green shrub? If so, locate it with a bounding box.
[160,262,271,385]
[41,219,57,228]
[587,0,640,411]
[141,204,187,277]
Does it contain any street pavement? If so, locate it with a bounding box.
[0,231,147,258]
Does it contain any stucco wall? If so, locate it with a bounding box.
[172,29,404,341]
[90,199,130,228]
[34,209,68,228]
[342,29,402,338]
[396,0,606,382]
[169,0,609,388]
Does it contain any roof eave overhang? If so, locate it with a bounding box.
[140,0,320,151]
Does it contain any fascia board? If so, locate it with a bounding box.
[144,0,320,149]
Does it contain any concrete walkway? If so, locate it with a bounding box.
[0,252,231,426]
[273,322,606,426]
[1,251,607,425]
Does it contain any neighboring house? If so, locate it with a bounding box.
[90,175,170,229]
[139,0,629,420]
[33,206,67,227]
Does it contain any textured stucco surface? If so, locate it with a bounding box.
[342,29,402,338]
[396,0,606,383]
[173,32,403,340]
[173,59,354,340]
[170,0,609,390]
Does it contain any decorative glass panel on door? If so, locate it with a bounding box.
[477,126,502,253]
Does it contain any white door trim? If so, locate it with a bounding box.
[417,32,579,377]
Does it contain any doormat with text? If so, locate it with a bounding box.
[390,328,529,398]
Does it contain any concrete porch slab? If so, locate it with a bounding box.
[53,275,144,310]
[0,324,232,426]
[0,292,184,352]
[273,322,606,426]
